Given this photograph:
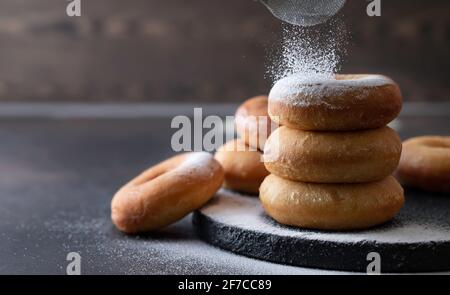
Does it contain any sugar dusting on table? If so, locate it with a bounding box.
[43,209,328,274]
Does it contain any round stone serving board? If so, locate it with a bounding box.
[193,189,450,273]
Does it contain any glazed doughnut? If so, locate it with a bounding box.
[215,139,269,194]
[268,74,402,131]
[396,136,450,193]
[235,95,273,150]
[264,126,402,183]
[111,152,224,233]
[260,174,404,230]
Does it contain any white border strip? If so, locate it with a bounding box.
[0,102,448,119]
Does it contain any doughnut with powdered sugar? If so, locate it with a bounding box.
[111,152,224,233]
[268,74,402,131]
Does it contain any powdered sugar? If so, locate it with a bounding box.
[176,152,216,177]
[268,74,394,107]
[266,15,352,109]
[267,18,348,82]
[43,210,332,274]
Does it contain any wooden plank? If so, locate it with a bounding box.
[0,0,448,102]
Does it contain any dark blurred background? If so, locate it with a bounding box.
[0,0,448,103]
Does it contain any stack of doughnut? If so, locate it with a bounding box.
[214,96,271,194]
[260,74,405,230]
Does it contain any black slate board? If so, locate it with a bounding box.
[193,189,450,273]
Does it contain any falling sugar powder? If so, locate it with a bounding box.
[267,17,348,83]
[266,15,350,110]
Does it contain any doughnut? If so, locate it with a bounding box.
[235,95,273,150]
[260,174,404,230]
[268,74,402,131]
[264,126,402,183]
[111,152,224,234]
[396,136,450,193]
[215,139,269,194]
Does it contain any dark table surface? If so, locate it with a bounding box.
[0,103,449,274]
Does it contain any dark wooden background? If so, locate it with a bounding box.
[0,0,448,103]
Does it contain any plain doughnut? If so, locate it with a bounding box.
[268,74,402,131]
[235,95,273,150]
[264,126,402,183]
[396,136,450,193]
[260,174,404,230]
[111,152,224,233]
[215,139,269,194]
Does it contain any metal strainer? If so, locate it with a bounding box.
[260,0,346,26]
